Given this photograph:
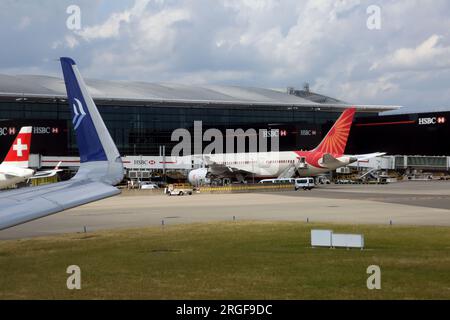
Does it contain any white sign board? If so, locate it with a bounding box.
[311,230,333,247]
[332,234,364,249]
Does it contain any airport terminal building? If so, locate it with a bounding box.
[0,74,449,174]
[0,74,394,156]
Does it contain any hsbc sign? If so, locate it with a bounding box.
[0,126,61,135]
[262,129,287,138]
[0,127,16,136]
[132,159,157,166]
[418,116,446,125]
[33,127,60,134]
[0,120,68,157]
[300,129,317,136]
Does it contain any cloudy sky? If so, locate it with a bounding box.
[1,0,450,111]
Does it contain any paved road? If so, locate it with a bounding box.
[0,181,449,239]
[272,181,450,210]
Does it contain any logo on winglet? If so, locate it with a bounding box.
[72,98,86,130]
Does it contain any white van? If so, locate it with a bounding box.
[259,178,295,184]
[294,177,315,190]
[258,179,275,184]
[139,182,159,190]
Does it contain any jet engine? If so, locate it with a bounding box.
[187,168,209,186]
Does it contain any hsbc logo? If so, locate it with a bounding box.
[0,127,60,136]
[0,127,16,136]
[263,129,278,138]
[34,127,50,134]
[300,129,317,136]
[132,159,156,166]
[418,116,446,125]
[262,129,287,138]
[33,127,61,134]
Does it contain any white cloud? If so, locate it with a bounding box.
[132,8,191,52]
[77,11,131,40]
[76,0,152,41]
[65,35,80,49]
[1,0,450,110]
[371,34,450,71]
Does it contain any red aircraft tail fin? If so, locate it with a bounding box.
[2,126,32,168]
[313,108,355,155]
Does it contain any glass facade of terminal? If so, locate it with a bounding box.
[1,99,448,158]
[0,100,345,157]
[347,111,450,156]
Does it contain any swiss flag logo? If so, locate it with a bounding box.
[13,138,28,157]
[3,127,32,162]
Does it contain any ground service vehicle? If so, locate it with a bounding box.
[259,178,295,184]
[294,177,315,190]
[140,182,159,189]
[166,184,193,196]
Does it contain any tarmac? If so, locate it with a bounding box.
[0,181,449,239]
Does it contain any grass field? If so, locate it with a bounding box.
[0,221,449,299]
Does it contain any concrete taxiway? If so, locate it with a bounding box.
[0,181,449,239]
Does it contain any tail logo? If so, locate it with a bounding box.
[72,98,86,130]
[13,138,28,157]
[314,108,355,155]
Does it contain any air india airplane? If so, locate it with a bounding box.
[188,108,385,184]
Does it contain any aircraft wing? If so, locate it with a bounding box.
[29,161,63,179]
[0,180,119,230]
[320,153,348,168]
[320,152,386,169]
[29,169,63,179]
[203,156,252,178]
[2,172,26,179]
[352,152,386,161]
[0,57,124,231]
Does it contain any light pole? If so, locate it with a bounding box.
[139,154,143,185]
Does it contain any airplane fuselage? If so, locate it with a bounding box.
[0,165,34,189]
[189,150,354,181]
[187,108,383,185]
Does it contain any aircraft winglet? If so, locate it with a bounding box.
[0,58,124,231]
[60,57,123,185]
